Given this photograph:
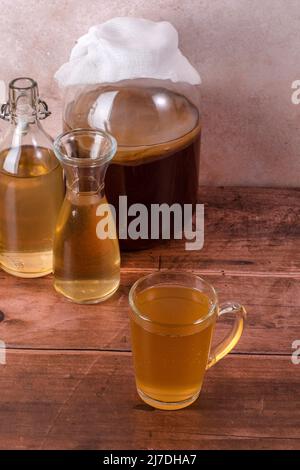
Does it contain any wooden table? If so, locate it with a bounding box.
[0,187,299,450]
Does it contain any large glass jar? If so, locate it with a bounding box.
[63,79,201,250]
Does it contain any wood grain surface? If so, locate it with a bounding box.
[0,351,299,450]
[123,187,300,275]
[0,272,298,355]
[0,187,299,450]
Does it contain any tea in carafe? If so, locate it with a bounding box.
[53,129,120,303]
[54,192,120,303]
[0,78,64,277]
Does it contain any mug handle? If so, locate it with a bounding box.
[206,302,246,369]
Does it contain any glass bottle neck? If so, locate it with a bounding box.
[53,128,117,198]
[63,164,108,197]
[0,78,50,125]
[12,107,38,127]
[9,78,39,122]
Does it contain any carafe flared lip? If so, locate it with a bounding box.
[53,128,117,167]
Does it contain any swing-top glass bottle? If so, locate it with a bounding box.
[0,77,65,277]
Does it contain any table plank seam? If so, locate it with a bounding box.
[157,269,300,279]
[154,433,300,441]
[2,347,293,358]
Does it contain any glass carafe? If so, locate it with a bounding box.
[53,128,120,304]
[0,77,65,277]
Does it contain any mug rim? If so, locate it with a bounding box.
[128,270,218,327]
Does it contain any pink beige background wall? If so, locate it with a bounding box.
[0,0,299,187]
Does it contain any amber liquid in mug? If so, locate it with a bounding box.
[0,146,64,277]
[130,285,216,409]
[53,193,120,303]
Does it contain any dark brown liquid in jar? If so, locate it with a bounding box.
[64,86,201,250]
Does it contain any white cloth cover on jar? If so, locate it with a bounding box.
[54,17,201,87]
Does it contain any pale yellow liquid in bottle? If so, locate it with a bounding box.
[0,146,64,277]
[53,192,120,303]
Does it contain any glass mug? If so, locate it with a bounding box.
[129,271,246,410]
